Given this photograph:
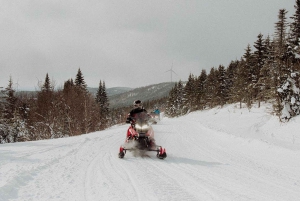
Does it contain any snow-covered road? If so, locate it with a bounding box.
[1,104,300,201]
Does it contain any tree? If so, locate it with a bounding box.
[273,9,289,116]
[288,0,300,71]
[3,76,17,120]
[289,0,300,50]
[216,65,228,106]
[166,80,185,117]
[75,68,87,91]
[206,67,218,108]
[196,69,207,109]
[95,80,110,130]
[166,83,178,117]
[229,59,249,108]
[0,77,18,143]
[253,33,266,106]
[184,74,197,112]
[257,36,276,103]
[277,72,300,121]
[35,73,55,139]
[226,60,239,104]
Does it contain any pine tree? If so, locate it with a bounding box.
[95,80,110,130]
[216,65,228,106]
[277,72,300,120]
[273,9,289,116]
[184,74,197,112]
[37,73,53,120]
[226,60,239,103]
[285,1,300,72]
[36,73,55,138]
[257,36,276,103]
[4,76,17,120]
[253,33,266,106]
[42,73,52,92]
[0,77,18,143]
[206,67,218,108]
[176,80,185,115]
[166,81,185,117]
[166,83,178,117]
[243,44,256,107]
[196,69,207,109]
[74,69,89,133]
[229,59,249,108]
[275,9,289,80]
[289,0,300,58]
[275,6,300,120]
[75,68,87,91]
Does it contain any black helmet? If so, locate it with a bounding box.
[133,100,142,108]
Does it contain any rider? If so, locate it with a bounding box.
[127,100,147,120]
[126,100,147,140]
[153,107,160,120]
[125,100,156,148]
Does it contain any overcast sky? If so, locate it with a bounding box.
[0,0,296,91]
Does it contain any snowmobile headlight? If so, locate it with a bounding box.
[141,124,149,130]
[135,124,149,130]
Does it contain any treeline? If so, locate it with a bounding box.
[0,69,117,143]
[0,67,169,144]
[166,4,300,121]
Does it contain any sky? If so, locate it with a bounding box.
[1,102,300,200]
[0,0,296,91]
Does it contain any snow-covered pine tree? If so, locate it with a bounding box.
[289,0,300,70]
[273,9,289,116]
[3,76,17,120]
[0,77,28,143]
[166,83,178,117]
[287,0,300,73]
[277,72,300,120]
[275,3,300,121]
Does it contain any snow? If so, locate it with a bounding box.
[0,103,300,201]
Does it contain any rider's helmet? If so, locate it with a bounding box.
[133,100,142,108]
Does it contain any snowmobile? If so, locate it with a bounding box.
[118,111,167,159]
[149,112,160,124]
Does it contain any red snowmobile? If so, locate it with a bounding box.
[118,111,167,159]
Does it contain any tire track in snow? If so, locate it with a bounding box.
[159,117,300,201]
[0,137,92,201]
[83,128,142,201]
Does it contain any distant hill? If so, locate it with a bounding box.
[108,82,176,108]
[87,87,133,96]
[15,82,176,108]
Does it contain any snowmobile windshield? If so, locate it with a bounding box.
[132,112,150,123]
[132,112,151,134]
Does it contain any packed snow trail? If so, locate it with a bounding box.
[0,104,300,201]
